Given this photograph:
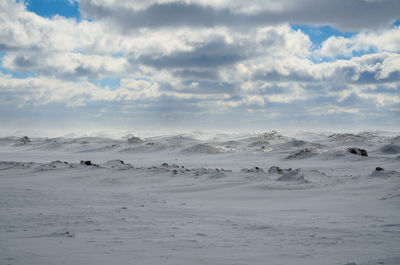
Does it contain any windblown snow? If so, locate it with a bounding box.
[0,131,399,265]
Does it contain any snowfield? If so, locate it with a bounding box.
[0,131,399,265]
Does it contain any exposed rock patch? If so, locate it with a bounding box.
[127,136,143,144]
[80,160,99,167]
[240,167,265,173]
[347,147,368,156]
[15,136,31,146]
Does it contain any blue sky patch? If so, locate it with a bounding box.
[24,0,80,19]
[90,77,121,90]
[291,24,356,49]
[392,19,400,27]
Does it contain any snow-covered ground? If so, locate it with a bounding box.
[1,131,399,265]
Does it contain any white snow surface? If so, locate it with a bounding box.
[0,130,399,265]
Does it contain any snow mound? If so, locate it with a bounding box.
[380,144,400,154]
[15,136,31,146]
[286,148,319,159]
[390,135,400,144]
[276,170,307,182]
[268,166,283,174]
[0,161,35,170]
[192,167,228,179]
[240,167,265,174]
[39,160,72,170]
[31,138,64,150]
[127,136,143,144]
[328,133,369,146]
[103,160,134,170]
[267,166,294,174]
[159,135,198,149]
[247,131,289,147]
[182,144,222,154]
[370,167,400,178]
[279,139,307,148]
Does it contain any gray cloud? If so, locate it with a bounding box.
[3,51,131,81]
[173,69,220,80]
[179,80,236,95]
[13,55,37,68]
[137,38,247,69]
[253,70,317,83]
[80,0,400,31]
[331,64,400,85]
[0,43,19,52]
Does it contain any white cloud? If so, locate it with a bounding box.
[0,75,162,107]
[357,91,400,107]
[308,105,360,115]
[242,95,264,106]
[319,26,400,58]
[264,85,310,103]
[318,36,353,57]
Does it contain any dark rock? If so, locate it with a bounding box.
[63,231,74,237]
[127,136,143,144]
[347,147,368,156]
[81,160,92,166]
[371,168,400,178]
[240,167,265,173]
[268,166,294,174]
[20,136,30,142]
[15,136,31,145]
[80,160,98,166]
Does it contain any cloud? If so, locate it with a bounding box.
[242,95,265,106]
[318,26,400,58]
[245,52,400,85]
[307,105,360,115]
[0,74,161,107]
[137,37,246,69]
[0,0,399,130]
[2,52,131,80]
[79,0,400,31]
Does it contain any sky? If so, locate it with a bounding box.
[0,0,400,132]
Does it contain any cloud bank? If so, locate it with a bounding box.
[0,0,399,130]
